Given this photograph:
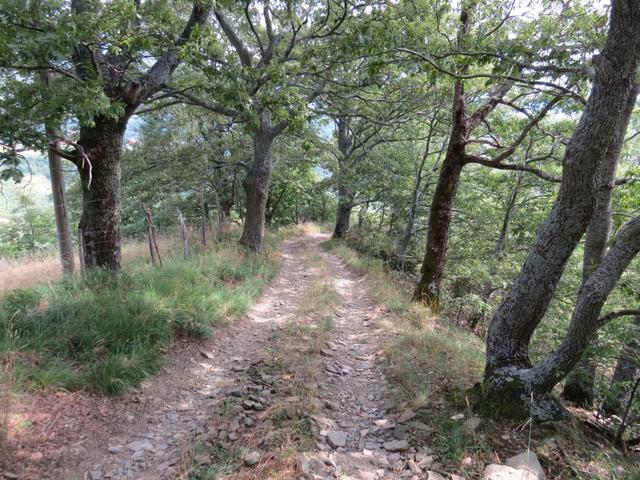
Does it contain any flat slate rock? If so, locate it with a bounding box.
[484,464,538,480]
[127,439,153,452]
[326,430,347,448]
[506,452,545,479]
[383,439,410,452]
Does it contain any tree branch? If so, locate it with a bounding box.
[137,2,210,102]
[165,89,240,117]
[598,309,640,327]
[215,8,253,67]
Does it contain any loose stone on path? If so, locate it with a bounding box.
[327,431,348,448]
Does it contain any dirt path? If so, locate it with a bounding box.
[7,234,434,480]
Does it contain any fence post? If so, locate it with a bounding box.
[143,205,162,266]
[200,185,208,247]
[177,208,189,259]
[77,227,86,273]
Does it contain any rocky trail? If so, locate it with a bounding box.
[7,234,441,480]
[296,249,436,480]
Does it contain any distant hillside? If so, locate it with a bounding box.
[19,151,51,179]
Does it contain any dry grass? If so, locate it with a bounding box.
[0,236,177,293]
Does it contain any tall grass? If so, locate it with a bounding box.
[0,238,280,394]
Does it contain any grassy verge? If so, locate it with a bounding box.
[180,247,339,480]
[324,237,638,480]
[0,235,281,395]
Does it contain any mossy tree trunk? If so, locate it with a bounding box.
[484,0,640,420]
[562,82,640,407]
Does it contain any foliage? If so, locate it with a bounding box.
[0,193,57,256]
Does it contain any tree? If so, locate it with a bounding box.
[562,82,639,407]
[119,106,248,236]
[0,0,210,269]
[169,1,356,251]
[0,193,57,256]
[406,0,586,311]
[483,0,640,421]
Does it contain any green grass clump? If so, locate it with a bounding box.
[184,442,243,479]
[0,238,280,394]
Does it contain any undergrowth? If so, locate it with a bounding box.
[0,236,280,395]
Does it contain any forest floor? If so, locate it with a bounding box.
[4,231,638,480]
[4,232,433,480]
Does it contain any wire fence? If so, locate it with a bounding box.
[0,203,223,291]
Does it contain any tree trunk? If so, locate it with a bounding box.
[77,117,126,270]
[414,79,469,310]
[239,113,275,252]
[603,316,640,415]
[413,90,467,309]
[562,82,639,407]
[333,185,353,239]
[483,0,640,420]
[332,117,356,239]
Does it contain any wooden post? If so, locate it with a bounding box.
[77,227,86,273]
[143,205,162,266]
[42,71,75,275]
[178,208,189,259]
[152,226,162,266]
[143,206,157,265]
[200,185,208,247]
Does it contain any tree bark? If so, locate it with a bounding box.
[483,0,640,420]
[563,82,639,407]
[413,155,465,309]
[239,112,276,252]
[77,117,127,270]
